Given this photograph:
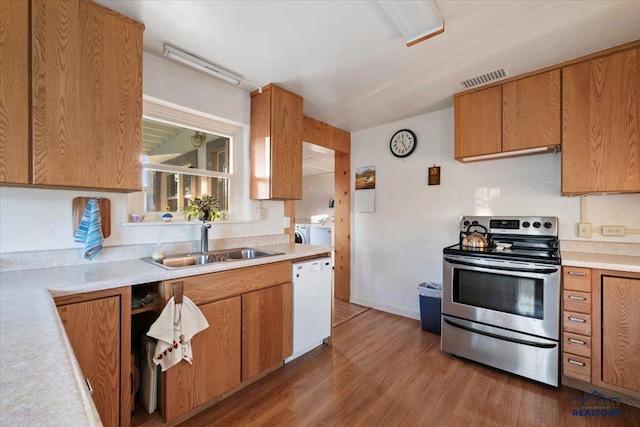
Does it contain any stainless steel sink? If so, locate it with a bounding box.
[223,248,280,260]
[142,247,284,269]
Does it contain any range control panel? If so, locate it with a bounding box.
[460,216,558,236]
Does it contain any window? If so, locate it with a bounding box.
[141,112,236,216]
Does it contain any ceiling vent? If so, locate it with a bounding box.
[460,68,509,89]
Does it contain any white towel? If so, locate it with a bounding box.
[146,296,209,371]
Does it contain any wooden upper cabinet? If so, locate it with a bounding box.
[242,282,293,381]
[562,48,640,195]
[454,85,502,159]
[0,0,30,184]
[31,0,144,191]
[250,84,303,200]
[455,70,561,161]
[503,70,561,152]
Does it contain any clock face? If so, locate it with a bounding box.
[390,129,417,158]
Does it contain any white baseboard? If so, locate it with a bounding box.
[349,296,420,321]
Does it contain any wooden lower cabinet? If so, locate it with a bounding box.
[242,283,293,381]
[562,267,640,408]
[162,297,241,422]
[158,261,294,422]
[599,275,640,393]
[56,287,131,427]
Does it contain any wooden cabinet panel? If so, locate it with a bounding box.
[250,84,303,200]
[563,267,592,292]
[563,290,591,314]
[563,310,591,336]
[57,295,123,427]
[31,0,143,191]
[502,70,560,151]
[242,282,293,380]
[562,48,640,194]
[564,331,592,358]
[163,297,241,422]
[171,261,291,306]
[270,86,303,199]
[0,0,30,184]
[454,86,502,159]
[563,352,591,383]
[601,276,640,392]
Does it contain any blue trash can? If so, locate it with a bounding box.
[418,282,442,334]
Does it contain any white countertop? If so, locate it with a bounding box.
[561,251,640,273]
[0,243,332,426]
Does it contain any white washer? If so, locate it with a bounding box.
[286,257,333,363]
[295,224,311,244]
[309,226,332,246]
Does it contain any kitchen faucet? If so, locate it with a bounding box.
[200,221,211,253]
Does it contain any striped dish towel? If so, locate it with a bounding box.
[74,198,104,260]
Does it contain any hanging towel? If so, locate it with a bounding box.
[73,198,104,260]
[146,296,209,371]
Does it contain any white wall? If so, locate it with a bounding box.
[296,174,335,223]
[350,107,640,320]
[0,52,287,254]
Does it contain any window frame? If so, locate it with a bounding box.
[141,96,245,218]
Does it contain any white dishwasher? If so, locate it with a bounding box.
[285,257,333,363]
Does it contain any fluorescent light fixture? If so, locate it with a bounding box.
[377,0,444,47]
[461,146,560,163]
[163,44,262,92]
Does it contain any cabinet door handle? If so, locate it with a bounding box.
[568,316,586,323]
[86,378,94,395]
[568,359,586,366]
[568,295,587,301]
[568,271,587,276]
[568,338,586,345]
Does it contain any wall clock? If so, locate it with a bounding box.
[389,129,417,158]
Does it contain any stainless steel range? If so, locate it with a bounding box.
[441,216,561,386]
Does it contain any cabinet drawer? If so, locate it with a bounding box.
[563,352,591,382]
[563,332,591,358]
[563,290,591,313]
[563,267,591,292]
[563,311,592,336]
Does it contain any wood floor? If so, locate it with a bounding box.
[176,309,640,426]
[332,298,369,327]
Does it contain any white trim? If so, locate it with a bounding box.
[143,95,247,130]
[349,296,421,321]
[119,219,258,227]
[143,162,232,179]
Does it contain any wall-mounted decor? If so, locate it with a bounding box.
[389,129,417,158]
[355,166,375,213]
[428,165,441,185]
[355,165,376,190]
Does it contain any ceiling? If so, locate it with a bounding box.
[98,1,640,135]
[303,142,334,177]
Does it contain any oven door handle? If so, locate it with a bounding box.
[443,318,557,349]
[444,257,558,274]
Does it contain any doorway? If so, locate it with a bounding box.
[296,142,335,228]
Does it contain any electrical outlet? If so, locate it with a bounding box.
[284,216,291,229]
[578,223,591,238]
[256,207,266,220]
[602,225,625,237]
